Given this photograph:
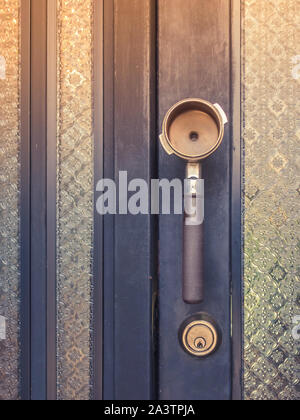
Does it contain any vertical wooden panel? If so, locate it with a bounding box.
[110,0,156,400]
[103,0,115,400]
[231,0,243,401]
[93,0,104,401]
[30,0,47,400]
[46,0,57,400]
[20,0,31,401]
[158,0,232,400]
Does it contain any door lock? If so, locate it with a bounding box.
[179,314,221,357]
[160,99,228,304]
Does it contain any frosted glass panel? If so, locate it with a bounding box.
[243,0,300,400]
[0,0,21,401]
[56,0,94,400]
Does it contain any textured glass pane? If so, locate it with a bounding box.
[243,0,300,400]
[56,0,94,400]
[0,0,21,401]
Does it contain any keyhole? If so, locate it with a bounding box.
[194,337,206,350]
[189,131,199,142]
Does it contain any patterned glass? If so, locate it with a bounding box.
[0,0,21,401]
[243,0,300,400]
[56,0,94,400]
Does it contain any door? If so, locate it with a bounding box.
[0,0,299,401]
[102,0,233,400]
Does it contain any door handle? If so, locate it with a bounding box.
[160,99,228,304]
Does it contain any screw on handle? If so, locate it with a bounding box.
[183,222,204,304]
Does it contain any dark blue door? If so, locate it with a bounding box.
[157,0,233,400]
[102,0,241,400]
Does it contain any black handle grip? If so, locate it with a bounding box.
[183,222,204,304]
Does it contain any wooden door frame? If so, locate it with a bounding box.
[20,0,104,400]
[231,0,243,401]
[20,0,31,401]
[102,0,157,400]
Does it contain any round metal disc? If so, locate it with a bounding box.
[169,110,219,159]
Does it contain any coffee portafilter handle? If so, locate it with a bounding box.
[183,163,204,304]
[183,222,204,304]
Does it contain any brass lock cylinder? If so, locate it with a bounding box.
[179,314,221,358]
